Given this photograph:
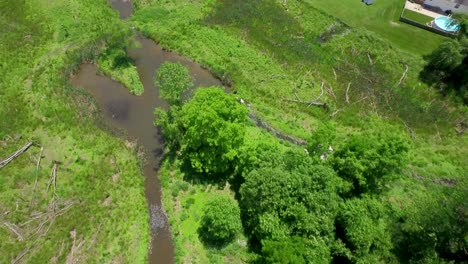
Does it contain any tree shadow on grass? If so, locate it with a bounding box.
[178,157,234,188]
[197,224,236,250]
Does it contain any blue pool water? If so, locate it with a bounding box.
[434,16,460,32]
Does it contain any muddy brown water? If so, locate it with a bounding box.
[70,1,221,263]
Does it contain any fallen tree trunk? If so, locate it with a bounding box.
[3,222,24,241]
[283,82,329,110]
[248,112,307,146]
[397,64,409,86]
[282,98,328,108]
[345,82,351,104]
[0,142,33,169]
[30,146,44,207]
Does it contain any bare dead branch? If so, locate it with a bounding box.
[3,222,24,241]
[30,146,44,207]
[367,53,374,65]
[284,82,328,109]
[12,246,31,264]
[248,112,307,145]
[46,162,58,198]
[311,82,325,102]
[330,109,342,117]
[283,98,328,108]
[326,85,336,100]
[0,142,33,169]
[353,96,369,105]
[345,82,351,104]
[397,64,409,86]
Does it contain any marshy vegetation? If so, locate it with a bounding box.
[1,0,466,263]
[133,0,467,263]
[98,46,144,95]
[0,0,148,262]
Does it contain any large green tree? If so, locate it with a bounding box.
[393,183,468,263]
[330,130,409,196]
[198,195,242,245]
[239,151,344,257]
[420,18,468,103]
[155,87,248,174]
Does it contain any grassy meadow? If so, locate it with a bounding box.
[132,0,467,262]
[0,0,149,262]
[0,0,465,262]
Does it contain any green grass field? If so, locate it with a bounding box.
[304,0,444,55]
[1,0,464,262]
[0,0,148,262]
[160,159,255,263]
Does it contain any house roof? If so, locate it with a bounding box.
[425,0,468,13]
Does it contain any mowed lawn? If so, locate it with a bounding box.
[306,0,445,55]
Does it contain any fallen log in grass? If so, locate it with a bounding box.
[0,142,33,169]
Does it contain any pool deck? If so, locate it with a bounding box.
[405,1,442,18]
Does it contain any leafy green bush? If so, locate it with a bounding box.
[199,196,242,245]
[154,62,193,105]
[334,196,395,263]
[262,236,330,264]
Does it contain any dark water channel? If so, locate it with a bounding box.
[70,1,221,263]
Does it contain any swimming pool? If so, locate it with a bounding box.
[433,16,460,32]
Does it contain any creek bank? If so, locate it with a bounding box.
[72,1,221,262]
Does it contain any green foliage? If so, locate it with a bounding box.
[420,17,468,103]
[235,128,286,177]
[262,236,332,264]
[307,121,337,157]
[159,160,255,263]
[98,47,144,95]
[132,1,467,263]
[155,62,194,105]
[392,182,468,263]
[331,129,410,195]
[335,196,395,263]
[199,195,242,245]
[156,87,248,174]
[240,151,343,250]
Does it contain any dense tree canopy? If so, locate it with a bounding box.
[262,236,331,264]
[330,130,409,196]
[155,62,194,105]
[421,18,468,103]
[155,87,248,174]
[334,196,395,263]
[393,184,468,263]
[239,151,344,258]
[199,195,242,245]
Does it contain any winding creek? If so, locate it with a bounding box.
[70,1,221,263]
